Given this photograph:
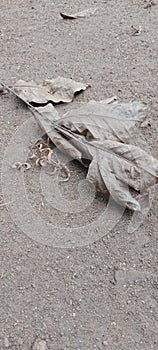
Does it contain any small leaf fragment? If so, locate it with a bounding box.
[22,162,31,170]
[12,162,31,170]
[60,7,97,19]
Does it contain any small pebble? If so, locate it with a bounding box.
[32,338,47,350]
[16,266,22,272]
[102,340,108,346]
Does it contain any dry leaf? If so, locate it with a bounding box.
[27,99,158,211]
[2,83,158,212]
[44,77,88,103]
[60,7,97,19]
[13,77,88,104]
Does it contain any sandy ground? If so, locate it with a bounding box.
[0,1,158,349]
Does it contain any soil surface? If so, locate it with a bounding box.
[0,1,158,349]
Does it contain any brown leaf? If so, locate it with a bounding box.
[59,100,146,142]
[60,7,97,19]
[44,77,88,103]
[13,77,88,104]
[30,99,157,211]
[3,82,157,212]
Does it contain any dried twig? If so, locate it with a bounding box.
[131,25,142,36]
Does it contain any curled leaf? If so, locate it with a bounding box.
[12,77,88,105]
[60,7,97,19]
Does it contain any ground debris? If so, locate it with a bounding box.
[144,0,156,9]
[131,25,142,36]
[60,7,97,20]
[0,83,8,94]
[11,162,31,170]
[29,139,70,182]
[32,338,47,350]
